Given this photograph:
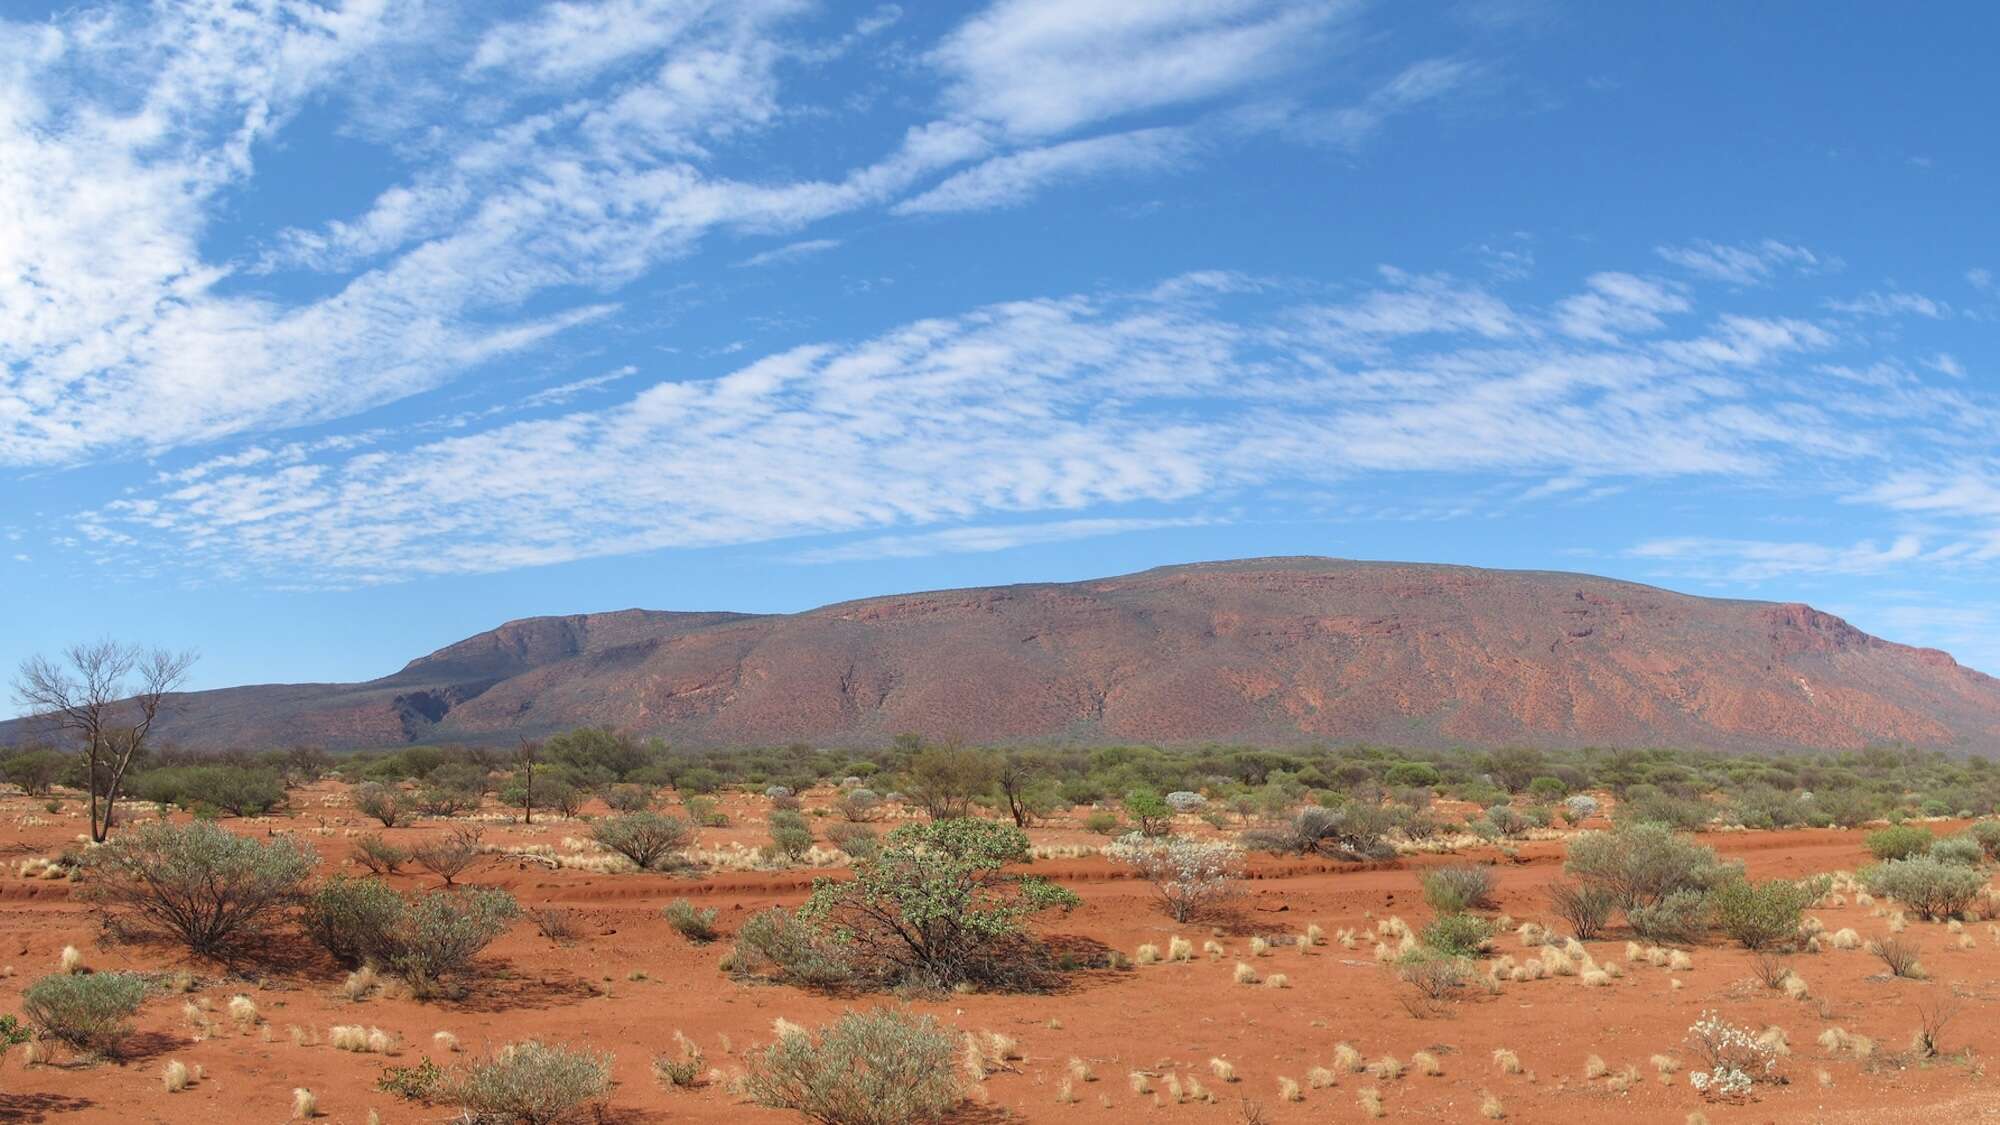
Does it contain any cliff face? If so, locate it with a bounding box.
[10,558,1999,752]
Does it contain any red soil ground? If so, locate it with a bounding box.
[0,785,1990,1124]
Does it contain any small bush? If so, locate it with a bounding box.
[1627,889,1712,945]
[377,1058,445,1101]
[22,972,148,1055]
[834,790,884,823]
[1929,834,1983,866]
[444,1039,612,1125]
[410,827,484,886]
[1563,823,1731,910]
[664,899,720,943]
[1421,865,1498,913]
[1867,936,1925,979]
[353,834,408,875]
[1708,876,1829,951]
[355,783,412,828]
[824,821,880,861]
[1244,804,1398,861]
[1420,913,1493,957]
[1082,811,1122,836]
[730,908,854,988]
[1969,819,2000,858]
[601,783,655,813]
[527,906,581,943]
[682,795,729,827]
[1545,879,1617,940]
[302,876,405,968]
[1865,825,1934,862]
[82,820,316,958]
[1105,833,1243,922]
[590,813,693,870]
[391,889,520,1000]
[743,1008,963,1125]
[1396,950,1470,1011]
[1861,857,1983,921]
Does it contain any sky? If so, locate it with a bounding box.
[2,0,1998,698]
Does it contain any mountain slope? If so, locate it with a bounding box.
[8,558,1999,752]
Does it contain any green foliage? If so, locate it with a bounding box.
[765,809,815,863]
[1563,822,1731,910]
[1419,912,1493,957]
[1626,889,1712,945]
[682,794,728,827]
[900,748,999,820]
[22,972,148,1056]
[443,1039,613,1125]
[1419,865,1498,913]
[378,1058,446,1101]
[663,899,720,943]
[355,782,412,827]
[590,812,693,870]
[1082,810,1122,836]
[824,821,879,861]
[1122,789,1173,836]
[302,875,406,967]
[601,783,655,813]
[1708,876,1830,950]
[743,1007,963,1125]
[1861,857,1984,921]
[82,819,316,957]
[1244,803,1398,861]
[792,819,1077,992]
[1544,878,1617,940]
[1,749,68,795]
[130,765,287,816]
[1971,819,2000,859]
[391,888,521,999]
[1930,834,1983,866]
[353,833,409,875]
[1866,824,1935,861]
[730,908,855,988]
[1612,786,1713,831]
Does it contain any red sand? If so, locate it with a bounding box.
[0,786,1989,1123]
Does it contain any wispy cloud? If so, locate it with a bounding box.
[1655,239,1830,286]
[735,238,845,268]
[795,516,1214,562]
[1628,534,1927,581]
[1823,290,1950,319]
[894,127,1193,214]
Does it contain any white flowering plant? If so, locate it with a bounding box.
[1685,1010,1781,1101]
[1105,833,1243,922]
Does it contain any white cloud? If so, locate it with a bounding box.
[1293,57,1479,149]
[1823,290,1950,319]
[795,516,1213,562]
[79,262,1951,584]
[735,238,844,268]
[1654,239,1828,286]
[893,127,1193,215]
[931,0,1345,137]
[1628,534,1927,581]
[1553,272,1689,342]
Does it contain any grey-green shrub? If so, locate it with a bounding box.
[1420,865,1498,913]
[744,1008,963,1125]
[1563,822,1732,910]
[663,899,720,943]
[444,1039,612,1125]
[731,908,854,988]
[1861,857,1983,921]
[302,875,406,967]
[1929,834,1983,866]
[1971,819,2000,859]
[1545,878,1618,940]
[391,887,520,999]
[1419,913,1493,957]
[824,821,879,861]
[590,812,692,870]
[81,820,316,957]
[1865,824,1934,861]
[22,972,148,1055]
[1708,876,1830,950]
[1626,889,1712,945]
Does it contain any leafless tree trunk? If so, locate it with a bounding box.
[12,641,196,842]
[515,738,540,825]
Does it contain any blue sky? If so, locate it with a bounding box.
[3,0,1998,696]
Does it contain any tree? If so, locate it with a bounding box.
[1,748,68,796]
[901,748,998,821]
[13,641,197,841]
[1105,833,1243,922]
[513,739,542,824]
[996,750,1055,828]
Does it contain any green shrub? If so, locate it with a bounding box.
[824,821,879,861]
[444,1039,612,1125]
[793,819,1077,993]
[744,1008,963,1125]
[81,820,316,957]
[1545,879,1618,940]
[1563,822,1731,910]
[1861,857,1983,921]
[302,876,406,967]
[22,972,148,1056]
[391,888,520,999]
[1929,834,1983,866]
[766,809,815,863]
[1420,913,1493,957]
[1865,825,1935,861]
[682,794,728,827]
[1082,811,1122,836]
[590,812,693,870]
[378,1058,446,1101]
[1811,787,1880,828]
[1626,889,1711,945]
[663,899,720,943]
[1243,804,1398,861]
[410,826,484,886]
[1612,788,1712,832]
[1708,876,1830,950]
[600,783,655,813]
[131,765,287,816]
[1972,819,2000,858]
[355,782,412,827]
[353,833,409,875]
[1420,865,1498,913]
[730,908,854,988]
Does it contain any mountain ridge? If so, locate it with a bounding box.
[6,557,1996,753]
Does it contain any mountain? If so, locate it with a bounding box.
[7,558,2000,753]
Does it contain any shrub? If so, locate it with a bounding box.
[302,876,406,967]
[834,789,883,822]
[1123,790,1174,836]
[1419,913,1493,957]
[1104,833,1243,922]
[601,783,655,813]
[378,1057,446,1101]
[1866,825,1934,861]
[1613,787,1713,831]
[793,819,1078,992]
[1685,1010,1781,1098]
[664,899,720,943]
[1165,791,1207,813]
[824,821,880,861]
[1420,865,1498,913]
[743,1008,963,1125]
[353,834,409,875]
[22,972,148,1055]
[1929,834,1983,866]
[1244,804,1398,861]
[410,827,484,886]
[528,906,581,943]
[901,749,999,821]
[1708,876,1830,950]
[82,820,316,957]
[1082,811,1122,836]
[1627,889,1712,945]
[444,1039,612,1125]
[1395,950,1470,1011]
[1812,787,1880,828]
[389,888,520,999]
[133,765,287,817]
[682,794,728,827]
[1867,936,1925,979]
[355,783,412,828]
[1860,857,1983,920]
[730,908,854,988]
[1545,879,1617,940]
[1563,822,1731,910]
[591,813,693,870]
[766,810,815,864]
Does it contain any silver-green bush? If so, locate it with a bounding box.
[22,971,148,1056]
[744,1008,962,1125]
[444,1039,612,1125]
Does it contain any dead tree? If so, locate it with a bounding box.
[13,641,196,841]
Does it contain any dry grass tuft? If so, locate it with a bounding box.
[1584,1054,1607,1079]
[162,1060,191,1092]
[291,1088,317,1120]
[228,995,259,1032]
[1334,1042,1364,1072]
[1481,1092,1506,1119]
[1168,936,1194,962]
[1134,943,1161,965]
[1277,1075,1302,1101]
[1233,961,1259,985]
[1207,1057,1236,1082]
[1128,1072,1152,1095]
[1264,972,1289,989]
[434,1030,460,1052]
[1412,1050,1441,1076]
[1307,1065,1338,1089]
[58,946,82,974]
[1491,1048,1521,1074]
[1358,1086,1385,1118]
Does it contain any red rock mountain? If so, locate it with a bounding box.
[12,558,2000,752]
